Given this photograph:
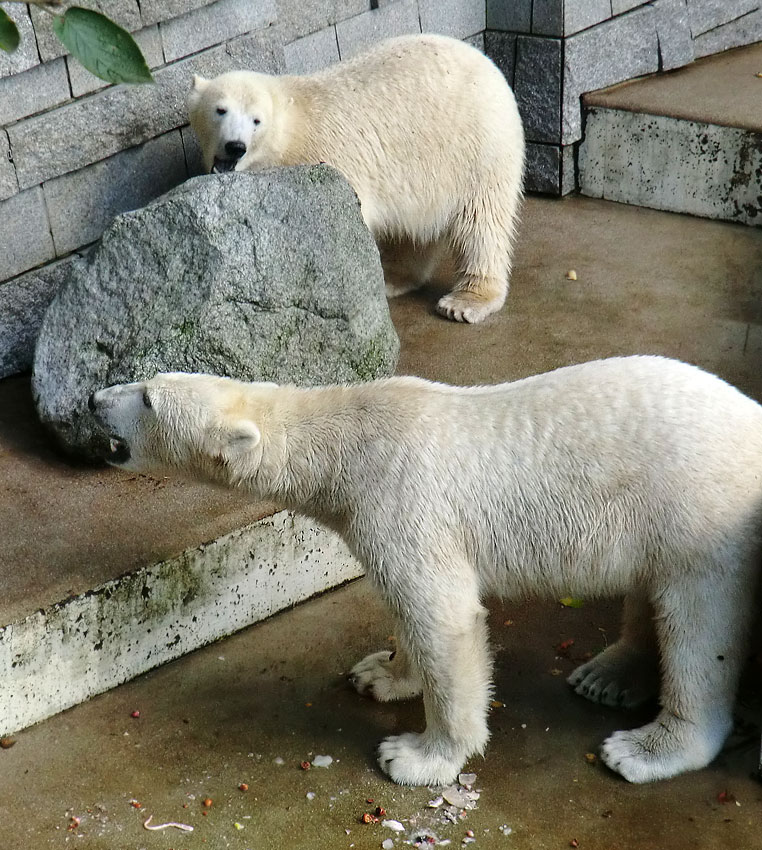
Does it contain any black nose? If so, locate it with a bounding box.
[88,392,96,412]
[225,140,246,159]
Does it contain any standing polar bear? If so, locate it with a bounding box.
[90,356,762,786]
[187,35,525,324]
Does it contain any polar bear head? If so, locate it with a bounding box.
[89,373,273,481]
[187,71,277,174]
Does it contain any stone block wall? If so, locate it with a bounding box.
[486,0,762,194]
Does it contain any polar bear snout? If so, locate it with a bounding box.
[224,140,246,159]
[89,383,152,468]
[212,141,247,174]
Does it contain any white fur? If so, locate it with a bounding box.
[90,356,762,786]
[187,34,525,324]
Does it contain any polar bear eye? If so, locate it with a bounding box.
[142,390,152,409]
[216,107,227,116]
[253,118,261,126]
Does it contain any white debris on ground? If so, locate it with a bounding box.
[383,819,406,832]
[312,754,333,768]
[383,840,395,850]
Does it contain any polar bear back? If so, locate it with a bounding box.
[336,356,762,596]
[281,34,524,238]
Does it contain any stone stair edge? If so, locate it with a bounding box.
[1,508,364,737]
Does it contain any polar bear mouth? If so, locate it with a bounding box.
[212,157,237,173]
[105,435,131,465]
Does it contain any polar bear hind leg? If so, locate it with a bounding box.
[568,591,660,709]
[380,239,450,299]
[601,551,755,783]
[437,193,518,324]
[350,641,423,702]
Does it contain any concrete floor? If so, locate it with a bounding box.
[4,194,762,849]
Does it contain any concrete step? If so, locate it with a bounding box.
[579,41,762,224]
[0,376,362,736]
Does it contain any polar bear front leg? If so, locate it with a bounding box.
[600,567,753,783]
[568,591,660,708]
[350,641,423,702]
[375,572,492,786]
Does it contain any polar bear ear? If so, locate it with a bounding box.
[191,74,209,92]
[222,419,261,456]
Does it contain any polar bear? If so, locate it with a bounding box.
[187,34,525,324]
[89,356,762,786]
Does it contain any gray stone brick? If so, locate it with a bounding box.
[693,9,762,57]
[524,142,560,194]
[484,31,517,87]
[30,1,142,63]
[140,0,213,27]
[514,36,561,144]
[463,31,485,52]
[0,5,39,80]
[161,0,277,64]
[284,26,340,74]
[688,0,759,38]
[611,0,649,14]
[8,29,283,190]
[0,59,70,128]
[532,0,563,36]
[561,144,576,195]
[275,0,368,43]
[181,125,206,176]
[0,188,55,282]
[45,132,188,256]
[67,26,164,98]
[562,6,659,144]
[419,0,485,39]
[336,0,422,60]
[0,257,77,379]
[653,0,694,71]
[564,0,612,36]
[486,0,531,32]
[0,131,17,202]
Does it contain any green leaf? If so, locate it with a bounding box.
[52,7,153,84]
[559,597,585,608]
[0,9,20,53]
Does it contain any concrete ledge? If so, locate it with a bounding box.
[579,106,762,224]
[1,510,363,736]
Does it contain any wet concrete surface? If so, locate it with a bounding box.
[3,193,762,848]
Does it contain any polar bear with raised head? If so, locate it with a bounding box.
[90,356,762,786]
[187,34,525,324]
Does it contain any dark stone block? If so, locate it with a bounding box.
[485,31,517,87]
[486,0,531,32]
[525,142,561,194]
[514,36,562,144]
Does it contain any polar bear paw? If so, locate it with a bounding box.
[378,732,464,786]
[568,642,659,709]
[436,289,503,324]
[600,712,731,783]
[350,651,423,702]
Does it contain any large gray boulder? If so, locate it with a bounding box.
[33,165,398,461]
